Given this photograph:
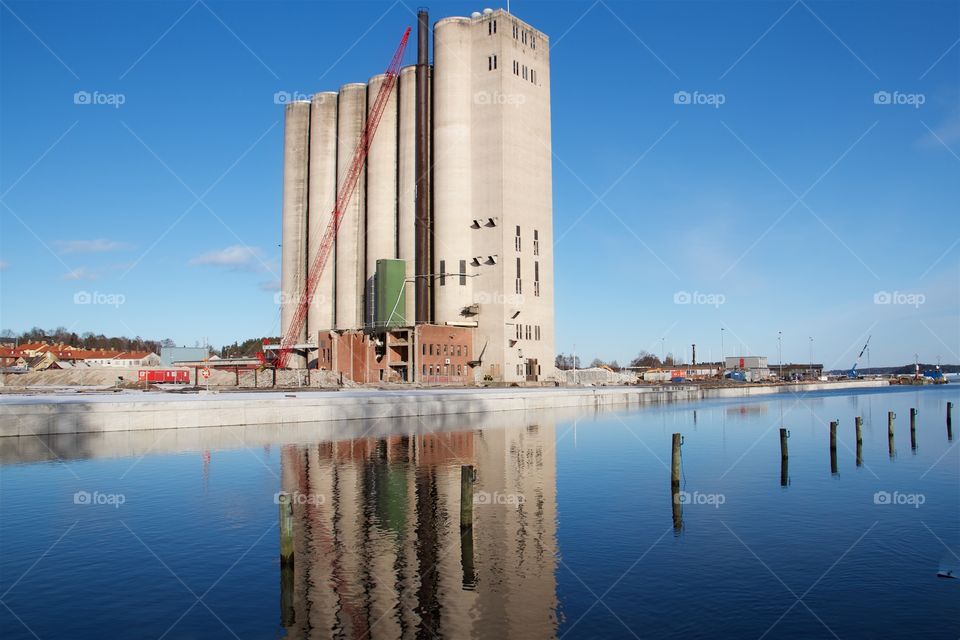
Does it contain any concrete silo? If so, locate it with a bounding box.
[432,17,474,324]
[335,83,367,330]
[397,65,418,327]
[364,73,398,327]
[280,101,310,369]
[307,92,338,342]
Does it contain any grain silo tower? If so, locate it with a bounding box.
[279,7,554,384]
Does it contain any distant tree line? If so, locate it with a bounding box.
[556,350,679,371]
[0,327,174,354]
[219,337,279,358]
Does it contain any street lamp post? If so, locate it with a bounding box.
[809,336,813,378]
[720,327,725,372]
[778,331,783,380]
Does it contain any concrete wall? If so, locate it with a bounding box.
[280,101,311,368]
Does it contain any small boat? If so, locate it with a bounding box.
[936,570,956,579]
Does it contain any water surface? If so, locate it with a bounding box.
[1,385,957,638]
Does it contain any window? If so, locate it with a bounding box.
[422,364,427,376]
[422,344,426,356]
[533,229,539,255]
[535,325,541,340]
[429,343,433,355]
[513,60,518,75]
[516,324,522,340]
[439,259,446,286]
[493,20,497,34]
[459,259,466,285]
[526,325,531,340]
[523,65,527,80]
[515,225,521,251]
[488,55,497,71]
[443,344,448,356]
[534,261,540,297]
[531,69,536,84]
[532,35,536,49]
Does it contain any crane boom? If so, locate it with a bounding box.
[275,27,411,369]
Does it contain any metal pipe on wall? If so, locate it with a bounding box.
[415,8,431,324]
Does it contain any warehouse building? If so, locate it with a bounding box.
[279,8,555,384]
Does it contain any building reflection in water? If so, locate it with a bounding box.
[279,422,558,639]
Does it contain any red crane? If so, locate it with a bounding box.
[269,27,411,369]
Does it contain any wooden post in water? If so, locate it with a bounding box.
[910,408,917,451]
[887,411,896,458]
[461,523,476,590]
[779,428,789,487]
[855,416,863,467]
[947,402,953,441]
[671,434,683,531]
[671,433,682,486]
[460,465,474,531]
[279,492,294,566]
[829,420,838,474]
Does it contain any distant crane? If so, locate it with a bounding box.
[846,335,872,379]
[262,27,411,369]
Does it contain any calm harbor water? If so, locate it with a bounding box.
[1,385,957,639]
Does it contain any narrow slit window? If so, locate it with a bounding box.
[439,260,446,286]
[459,259,466,285]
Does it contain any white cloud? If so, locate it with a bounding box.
[63,267,97,281]
[57,239,133,254]
[189,245,263,270]
[0,260,8,271]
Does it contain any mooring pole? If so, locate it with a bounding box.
[779,428,789,486]
[829,420,838,474]
[888,411,895,438]
[910,408,918,451]
[671,433,682,486]
[948,401,954,441]
[855,416,863,467]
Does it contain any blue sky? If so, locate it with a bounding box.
[1,0,958,367]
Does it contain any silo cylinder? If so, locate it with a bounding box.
[335,83,367,330]
[280,101,310,369]
[432,18,474,324]
[307,92,338,342]
[365,74,398,327]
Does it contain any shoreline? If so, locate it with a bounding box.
[0,379,891,437]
